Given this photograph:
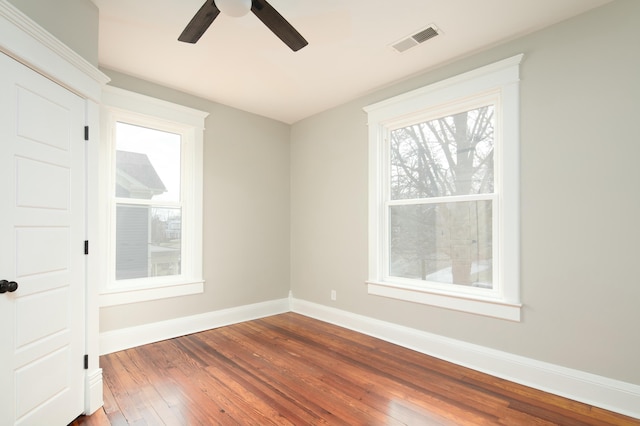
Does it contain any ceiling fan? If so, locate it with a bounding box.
[178,0,308,52]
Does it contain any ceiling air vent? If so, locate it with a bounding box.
[391,25,440,53]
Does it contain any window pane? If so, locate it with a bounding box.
[389,201,492,288]
[390,106,494,200]
[115,122,181,202]
[116,205,182,280]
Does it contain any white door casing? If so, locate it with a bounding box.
[0,52,86,425]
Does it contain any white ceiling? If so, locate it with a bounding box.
[92,0,611,124]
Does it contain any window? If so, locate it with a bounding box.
[100,86,208,306]
[364,55,523,320]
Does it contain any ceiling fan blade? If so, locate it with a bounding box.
[251,0,308,51]
[178,0,221,43]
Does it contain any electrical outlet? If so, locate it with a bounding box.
[330,290,337,301]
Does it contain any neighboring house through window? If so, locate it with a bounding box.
[115,129,181,280]
[364,55,523,321]
[100,86,208,306]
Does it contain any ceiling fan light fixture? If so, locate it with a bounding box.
[215,0,252,17]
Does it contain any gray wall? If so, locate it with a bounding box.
[98,70,292,332]
[8,0,99,65]
[290,0,640,385]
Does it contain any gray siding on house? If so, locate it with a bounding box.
[115,205,149,280]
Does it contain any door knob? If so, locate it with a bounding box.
[0,280,18,293]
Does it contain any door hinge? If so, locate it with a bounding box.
[84,354,89,370]
[84,240,89,255]
[84,125,89,141]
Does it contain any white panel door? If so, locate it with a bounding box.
[0,52,86,425]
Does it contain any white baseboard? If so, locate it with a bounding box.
[291,298,640,420]
[98,296,640,419]
[84,368,103,415]
[99,298,289,355]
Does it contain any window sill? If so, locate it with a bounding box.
[366,280,521,321]
[100,280,204,307]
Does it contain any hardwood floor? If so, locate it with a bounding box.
[71,313,638,425]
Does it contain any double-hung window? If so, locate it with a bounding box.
[100,86,208,306]
[365,55,523,320]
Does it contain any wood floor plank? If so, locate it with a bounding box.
[248,316,511,425]
[72,313,640,426]
[194,328,346,424]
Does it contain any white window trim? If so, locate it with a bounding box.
[364,55,523,321]
[99,86,209,306]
